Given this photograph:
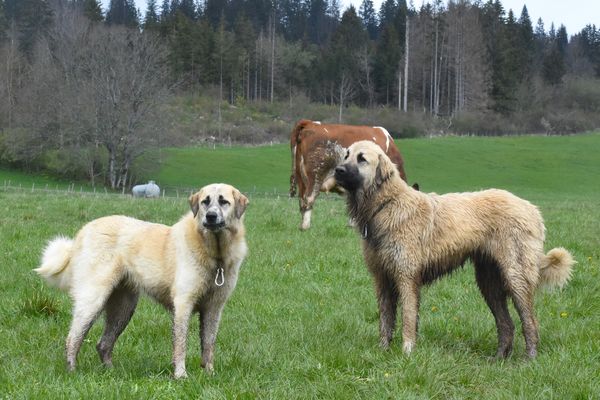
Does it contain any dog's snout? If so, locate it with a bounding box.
[335,166,346,175]
[206,211,218,222]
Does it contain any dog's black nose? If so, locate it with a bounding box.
[335,166,346,176]
[206,212,217,223]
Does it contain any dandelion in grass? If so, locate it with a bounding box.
[384,372,390,378]
[560,311,568,318]
[431,306,438,312]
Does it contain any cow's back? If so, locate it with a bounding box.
[292,120,407,182]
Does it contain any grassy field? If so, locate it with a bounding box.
[1,134,599,399]
[153,133,600,198]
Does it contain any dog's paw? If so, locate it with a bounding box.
[379,338,391,350]
[174,368,188,379]
[402,341,414,355]
[204,363,214,375]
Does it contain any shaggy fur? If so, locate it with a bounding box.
[334,141,574,358]
[35,184,249,379]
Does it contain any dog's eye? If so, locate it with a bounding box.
[201,197,210,206]
[218,197,230,206]
[344,150,349,160]
[357,153,367,163]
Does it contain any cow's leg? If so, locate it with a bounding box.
[300,177,320,231]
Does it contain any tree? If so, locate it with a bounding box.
[374,24,400,104]
[79,0,103,22]
[0,0,7,41]
[543,33,566,85]
[106,0,138,28]
[378,0,396,30]
[359,0,377,40]
[327,0,340,22]
[307,0,329,45]
[177,0,196,20]
[328,6,367,119]
[6,0,53,59]
[516,5,534,78]
[143,0,159,30]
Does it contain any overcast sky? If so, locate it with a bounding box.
[112,0,598,35]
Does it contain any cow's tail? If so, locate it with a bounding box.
[290,120,311,197]
[539,247,575,289]
[34,236,75,291]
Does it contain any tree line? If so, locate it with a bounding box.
[1,0,599,188]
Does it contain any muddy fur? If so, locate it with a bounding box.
[334,141,575,358]
[35,184,249,379]
[289,119,410,230]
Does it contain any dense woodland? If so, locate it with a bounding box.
[0,0,599,188]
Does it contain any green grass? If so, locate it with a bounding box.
[1,134,599,398]
[152,133,600,199]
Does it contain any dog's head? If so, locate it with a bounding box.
[189,184,249,232]
[334,140,396,193]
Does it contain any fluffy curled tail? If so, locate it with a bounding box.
[34,236,74,291]
[539,247,575,289]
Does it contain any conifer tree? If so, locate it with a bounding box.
[374,23,400,104]
[359,0,378,40]
[82,0,103,22]
[516,5,534,77]
[144,0,159,30]
[0,0,7,41]
[307,0,329,45]
[13,0,53,58]
[177,0,196,20]
[106,0,138,27]
[378,0,396,30]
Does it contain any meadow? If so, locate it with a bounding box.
[0,134,599,399]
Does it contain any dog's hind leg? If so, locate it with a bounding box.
[508,275,539,358]
[473,255,515,358]
[372,268,399,349]
[96,283,139,367]
[199,302,225,374]
[66,284,114,371]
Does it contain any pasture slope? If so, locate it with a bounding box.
[0,134,599,399]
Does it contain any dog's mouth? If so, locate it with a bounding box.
[202,221,226,231]
[334,165,362,191]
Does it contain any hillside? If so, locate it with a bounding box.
[147,133,600,199]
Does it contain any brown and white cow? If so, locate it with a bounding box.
[289,119,408,230]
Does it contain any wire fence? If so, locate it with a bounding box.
[1,180,343,202]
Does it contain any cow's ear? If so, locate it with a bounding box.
[189,193,200,217]
[375,154,394,187]
[233,189,249,219]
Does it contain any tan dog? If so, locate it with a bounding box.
[35,183,249,378]
[334,141,574,358]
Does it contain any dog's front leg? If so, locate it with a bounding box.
[398,279,420,355]
[172,299,193,379]
[199,302,224,374]
[372,268,399,349]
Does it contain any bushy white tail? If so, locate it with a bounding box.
[34,236,74,291]
[539,247,575,289]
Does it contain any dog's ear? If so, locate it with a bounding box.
[375,154,394,187]
[189,193,200,217]
[233,189,249,219]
